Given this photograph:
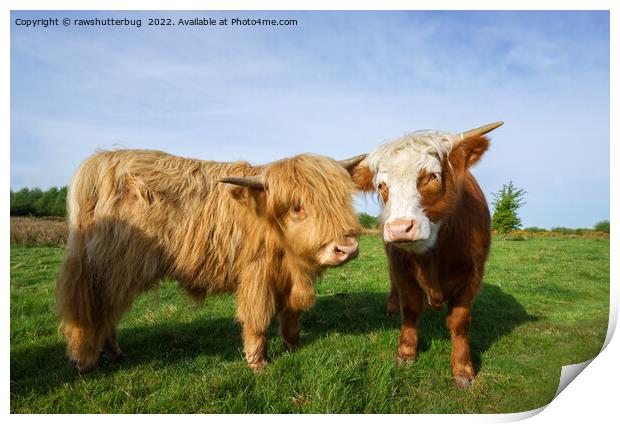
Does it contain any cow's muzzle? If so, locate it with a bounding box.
[321,237,359,266]
[385,218,417,243]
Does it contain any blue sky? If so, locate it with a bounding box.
[10,11,609,228]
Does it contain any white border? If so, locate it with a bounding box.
[3,1,617,421]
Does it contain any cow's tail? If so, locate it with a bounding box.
[66,151,110,227]
[56,152,112,370]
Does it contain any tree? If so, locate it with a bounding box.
[10,186,68,217]
[491,181,526,234]
[594,220,610,233]
[10,188,43,216]
[34,187,59,216]
[358,212,380,229]
[50,186,68,217]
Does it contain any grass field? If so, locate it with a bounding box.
[10,235,609,413]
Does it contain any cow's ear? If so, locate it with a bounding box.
[451,135,490,168]
[350,160,375,192]
[220,177,267,215]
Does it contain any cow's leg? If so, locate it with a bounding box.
[396,280,425,364]
[446,284,477,388]
[236,271,277,372]
[279,309,301,350]
[238,313,272,372]
[385,246,401,316]
[67,310,129,371]
[98,279,152,363]
[386,279,400,315]
[241,324,269,372]
[102,325,125,361]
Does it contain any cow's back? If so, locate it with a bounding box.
[66,149,262,292]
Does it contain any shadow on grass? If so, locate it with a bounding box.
[10,315,245,398]
[11,283,534,398]
[302,283,538,373]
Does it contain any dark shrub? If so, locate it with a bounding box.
[551,227,576,234]
[594,220,610,233]
[523,226,547,233]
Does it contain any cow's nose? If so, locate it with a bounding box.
[334,237,359,263]
[386,219,416,242]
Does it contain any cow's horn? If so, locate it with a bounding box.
[219,176,266,189]
[458,121,504,140]
[339,154,367,171]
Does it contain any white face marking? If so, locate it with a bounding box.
[368,131,455,253]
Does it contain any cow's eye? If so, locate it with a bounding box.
[429,172,440,181]
[378,182,389,203]
[290,205,306,220]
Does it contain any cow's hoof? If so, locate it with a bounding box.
[106,350,127,362]
[427,289,444,311]
[285,341,300,352]
[431,301,444,311]
[102,347,127,361]
[396,354,416,366]
[248,359,268,373]
[73,361,99,375]
[453,374,474,389]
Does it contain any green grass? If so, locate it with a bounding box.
[10,235,609,413]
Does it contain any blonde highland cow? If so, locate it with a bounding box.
[56,149,364,373]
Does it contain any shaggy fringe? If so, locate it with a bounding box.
[366,131,456,176]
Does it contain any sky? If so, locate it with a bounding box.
[10,10,609,229]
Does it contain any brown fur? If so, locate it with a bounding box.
[351,163,375,192]
[354,135,491,388]
[56,149,361,372]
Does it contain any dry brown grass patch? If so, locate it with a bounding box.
[10,217,68,246]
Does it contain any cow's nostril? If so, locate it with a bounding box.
[387,219,415,234]
[333,239,359,259]
[386,219,417,242]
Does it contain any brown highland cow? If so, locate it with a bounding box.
[56,149,364,372]
[351,122,503,388]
